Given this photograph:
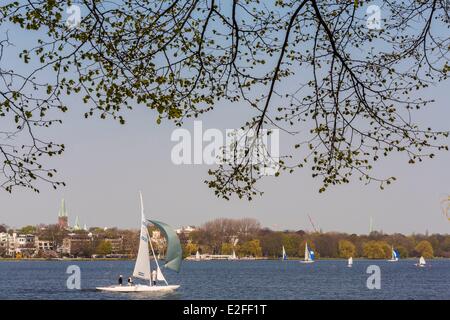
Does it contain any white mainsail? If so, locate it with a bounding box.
[304,243,309,261]
[301,242,315,263]
[282,246,287,260]
[348,257,353,266]
[132,193,151,280]
[232,250,237,259]
[195,250,201,260]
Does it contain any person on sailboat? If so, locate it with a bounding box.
[152,270,157,285]
[127,277,134,286]
[118,275,123,286]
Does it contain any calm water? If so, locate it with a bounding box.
[0,259,448,300]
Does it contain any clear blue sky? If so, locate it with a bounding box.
[0,3,449,234]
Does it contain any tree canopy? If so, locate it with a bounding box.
[0,1,448,198]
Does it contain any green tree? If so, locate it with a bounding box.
[395,246,409,259]
[96,241,113,255]
[221,243,234,255]
[0,1,448,197]
[282,233,302,258]
[19,225,36,234]
[239,240,262,257]
[259,231,283,258]
[363,241,390,259]
[338,240,356,258]
[183,243,198,258]
[415,240,434,258]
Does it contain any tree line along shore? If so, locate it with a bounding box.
[1,218,449,259]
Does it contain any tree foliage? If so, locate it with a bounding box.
[0,0,449,198]
[414,240,434,258]
[338,239,356,258]
[95,240,112,255]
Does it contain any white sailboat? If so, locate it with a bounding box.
[415,256,426,268]
[282,246,288,260]
[96,192,181,293]
[228,249,238,260]
[300,242,315,263]
[387,246,399,262]
[347,257,353,267]
[195,250,201,261]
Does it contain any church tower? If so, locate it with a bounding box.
[58,199,69,229]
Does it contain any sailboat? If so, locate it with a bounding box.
[415,256,426,268]
[300,242,315,263]
[387,246,399,262]
[228,249,238,260]
[282,246,288,261]
[195,250,201,261]
[96,192,182,292]
[347,257,353,267]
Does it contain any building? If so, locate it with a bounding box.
[5,233,36,257]
[175,225,197,235]
[35,237,55,251]
[62,236,92,256]
[58,198,69,229]
[0,233,8,255]
[103,238,124,254]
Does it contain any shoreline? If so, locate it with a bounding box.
[0,257,446,262]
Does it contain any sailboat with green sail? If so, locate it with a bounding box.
[96,192,182,292]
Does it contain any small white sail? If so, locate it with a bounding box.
[348,257,353,266]
[419,256,426,265]
[132,193,151,280]
[232,250,236,260]
[195,250,200,260]
[282,246,287,260]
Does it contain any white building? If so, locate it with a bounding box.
[6,233,36,257]
[35,237,55,251]
[175,225,197,235]
[0,233,8,254]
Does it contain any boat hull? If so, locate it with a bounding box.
[96,284,180,292]
[300,260,314,264]
[387,259,399,262]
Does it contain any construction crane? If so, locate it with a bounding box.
[307,214,320,233]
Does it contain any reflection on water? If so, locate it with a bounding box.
[0,259,449,299]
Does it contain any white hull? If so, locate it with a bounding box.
[96,284,180,292]
[300,260,314,264]
[347,265,352,267]
[387,259,398,262]
[414,264,426,268]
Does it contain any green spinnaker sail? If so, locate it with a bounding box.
[147,219,182,273]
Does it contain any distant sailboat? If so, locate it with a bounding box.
[282,246,288,260]
[228,249,238,260]
[300,242,315,263]
[415,256,426,268]
[96,192,182,292]
[347,257,353,267]
[195,250,201,261]
[388,246,399,262]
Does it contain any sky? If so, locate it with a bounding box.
[0,2,449,234]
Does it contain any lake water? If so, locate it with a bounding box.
[0,259,449,300]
